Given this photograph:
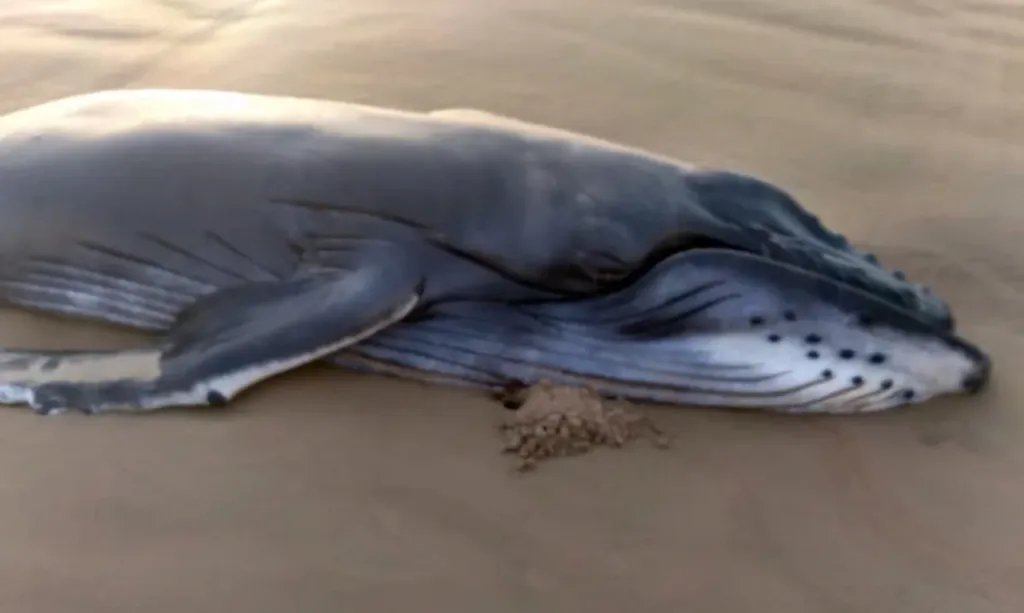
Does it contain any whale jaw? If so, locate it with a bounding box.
[328,249,989,414]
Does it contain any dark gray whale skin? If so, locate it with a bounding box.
[0,89,989,415]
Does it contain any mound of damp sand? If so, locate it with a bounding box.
[495,381,671,472]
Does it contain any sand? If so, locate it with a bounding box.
[0,0,1021,610]
[497,382,671,472]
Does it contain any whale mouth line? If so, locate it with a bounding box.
[572,231,952,336]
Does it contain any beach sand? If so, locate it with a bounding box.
[0,0,1021,610]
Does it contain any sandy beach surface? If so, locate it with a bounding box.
[0,0,1022,611]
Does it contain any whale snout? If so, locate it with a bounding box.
[962,370,988,395]
[938,327,992,397]
[957,343,991,395]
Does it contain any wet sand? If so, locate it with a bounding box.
[0,0,1022,610]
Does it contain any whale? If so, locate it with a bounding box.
[0,89,989,415]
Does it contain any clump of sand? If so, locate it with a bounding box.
[494,380,670,472]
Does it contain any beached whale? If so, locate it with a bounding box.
[0,89,990,415]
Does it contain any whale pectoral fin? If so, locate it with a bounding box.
[0,268,424,415]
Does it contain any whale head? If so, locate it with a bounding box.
[329,168,990,414]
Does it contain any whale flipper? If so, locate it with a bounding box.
[0,267,423,414]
